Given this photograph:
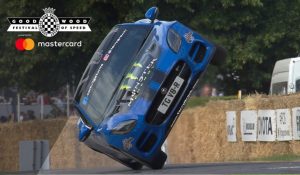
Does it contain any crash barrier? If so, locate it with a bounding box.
[226,108,300,142]
[19,140,50,171]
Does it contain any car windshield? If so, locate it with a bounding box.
[76,25,152,125]
[272,81,288,95]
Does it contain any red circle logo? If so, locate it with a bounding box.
[15,38,35,51]
[15,38,25,51]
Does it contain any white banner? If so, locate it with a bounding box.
[257,110,276,141]
[240,110,257,141]
[276,109,292,141]
[292,107,300,140]
[226,111,237,142]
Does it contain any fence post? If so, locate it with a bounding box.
[238,90,242,100]
[17,93,20,122]
[41,95,44,120]
[66,84,70,117]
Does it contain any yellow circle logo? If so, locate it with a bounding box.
[23,38,35,50]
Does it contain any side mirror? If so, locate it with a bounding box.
[145,7,159,23]
[77,118,92,142]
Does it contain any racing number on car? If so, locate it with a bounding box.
[158,76,184,114]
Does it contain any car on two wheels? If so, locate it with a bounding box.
[74,7,226,170]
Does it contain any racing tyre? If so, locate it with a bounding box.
[210,45,227,65]
[109,156,143,170]
[125,161,144,170]
[149,151,167,169]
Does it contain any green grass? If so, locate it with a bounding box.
[186,95,238,108]
[253,154,300,162]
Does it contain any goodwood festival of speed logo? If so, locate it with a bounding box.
[7,7,91,37]
[39,8,60,37]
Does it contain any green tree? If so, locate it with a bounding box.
[0,0,299,95]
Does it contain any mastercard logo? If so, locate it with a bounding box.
[15,38,35,51]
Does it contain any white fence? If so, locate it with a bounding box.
[0,97,71,122]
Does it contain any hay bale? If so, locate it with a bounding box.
[2,93,300,171]
[168,93,300,164]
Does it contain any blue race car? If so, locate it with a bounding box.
[74,7,226,170]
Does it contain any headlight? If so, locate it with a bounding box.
[167,28,181,53]
[111,120,136,134]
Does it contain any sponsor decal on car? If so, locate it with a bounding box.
[102,54,110,61]
[133,62,143,68]
[90,50,104,65]
[122,137,134,151]
[102,29,127,61]
[82,96,89,105]
[86,63,104,97]
[127,58,158,107]
[126,73,138,80]
[184,31,194,43]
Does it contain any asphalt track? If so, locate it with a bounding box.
[34,162,300,174]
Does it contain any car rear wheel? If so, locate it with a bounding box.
[210,45,226,65]
[91,147,143,170]
[149,151,167,169]
[107,154,143,170]
[126,161,144,170]
[108,155,143,170]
